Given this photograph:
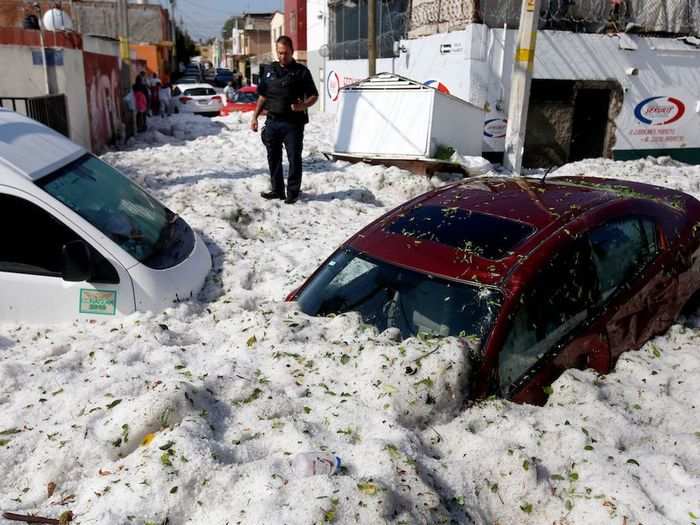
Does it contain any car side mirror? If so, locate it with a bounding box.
[61,240,94,282]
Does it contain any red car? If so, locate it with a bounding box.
[220,85,259,116]
[290,176,700,405]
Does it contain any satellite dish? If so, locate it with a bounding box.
[319,44,330,58]
[42,8,74,31]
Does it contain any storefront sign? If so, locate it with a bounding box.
[628,96,688,147]
[633,96,685,126]
[439,43,464,55]
[424,80,451,95]
[484,118,508,138]
[327,70,364,102]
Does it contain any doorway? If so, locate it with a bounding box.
[570,87,612,162]
[522,79,621,168]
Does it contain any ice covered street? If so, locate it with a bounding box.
[1,112,700,525]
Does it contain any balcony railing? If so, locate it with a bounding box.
[0,94,70,138]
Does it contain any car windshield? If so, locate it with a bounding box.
[235,92,257,103]
[297,248,502,343]
[37,154,194,269]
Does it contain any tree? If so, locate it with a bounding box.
[175,25,197,64]
[222,15,243,38]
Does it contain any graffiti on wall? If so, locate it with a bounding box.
[83,51,121,153]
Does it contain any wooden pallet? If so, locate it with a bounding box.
[322,151,469,177]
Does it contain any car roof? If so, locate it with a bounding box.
[0,108,85,181]
[175,83,215,91]
[348,175,692,287]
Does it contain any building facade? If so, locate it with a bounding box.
[314,0,700,165]
[284,0,307,62]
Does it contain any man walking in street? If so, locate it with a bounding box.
[250,35,318,204]
[223,80,236,103]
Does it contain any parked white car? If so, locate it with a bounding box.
[172,83,223,116]
[0,109,212,323]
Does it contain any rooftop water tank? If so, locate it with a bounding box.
[42,8,73,31]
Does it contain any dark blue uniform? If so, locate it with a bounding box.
[258,60,318,201]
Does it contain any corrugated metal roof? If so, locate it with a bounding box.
[0,109,85,181]
[340,73,433,91]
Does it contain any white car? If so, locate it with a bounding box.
[172,83,223,116]
[0,109,212,323]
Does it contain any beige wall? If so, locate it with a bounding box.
[245,30,272,57]
[0,45,92,150]
[73,2,169,44]
[83,35,120,56]
[270,12,285,56]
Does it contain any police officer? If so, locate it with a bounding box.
[251,36,319,204]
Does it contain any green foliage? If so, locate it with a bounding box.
[433,144,455,161]
[175,26,197,65]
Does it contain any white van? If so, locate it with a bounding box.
[0,109,212,323]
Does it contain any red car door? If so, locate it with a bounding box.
[588,217,675,362]
[498,235,608,405]
[510,331,610,405]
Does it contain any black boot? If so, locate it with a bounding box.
[261,191,285,200]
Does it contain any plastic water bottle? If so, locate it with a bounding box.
[292,451,341,477]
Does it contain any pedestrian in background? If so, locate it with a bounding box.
[223,81,236,103]
[133,73,149,132]
[22,5,39,30]
[250,35,318,204]
[149,73,160,116]
[159,82,173,117]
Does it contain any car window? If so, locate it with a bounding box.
[498,237,598,392]
[37,154,195,270]
[183,88,216,97]
[235,92,257,103]
[589,217,658,301]
[297,248,502,343]
[386,205,535,260]
[0,194,119,283]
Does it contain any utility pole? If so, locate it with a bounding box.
[503,0,542,174]
[116,0,133,139]
[117,0,130,92]
[367,0,376,76]
[35,4,51,95]
[170,0,177,76]
[68,0,80,34]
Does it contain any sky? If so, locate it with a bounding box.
[161,0,284,41]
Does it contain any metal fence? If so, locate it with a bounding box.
[327,0,700,57]
[412,0,700,35]
[0,94,70,138]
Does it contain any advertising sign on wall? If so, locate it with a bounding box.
[624,94,689,149]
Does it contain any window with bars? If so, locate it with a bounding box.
[329,0,409,60]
